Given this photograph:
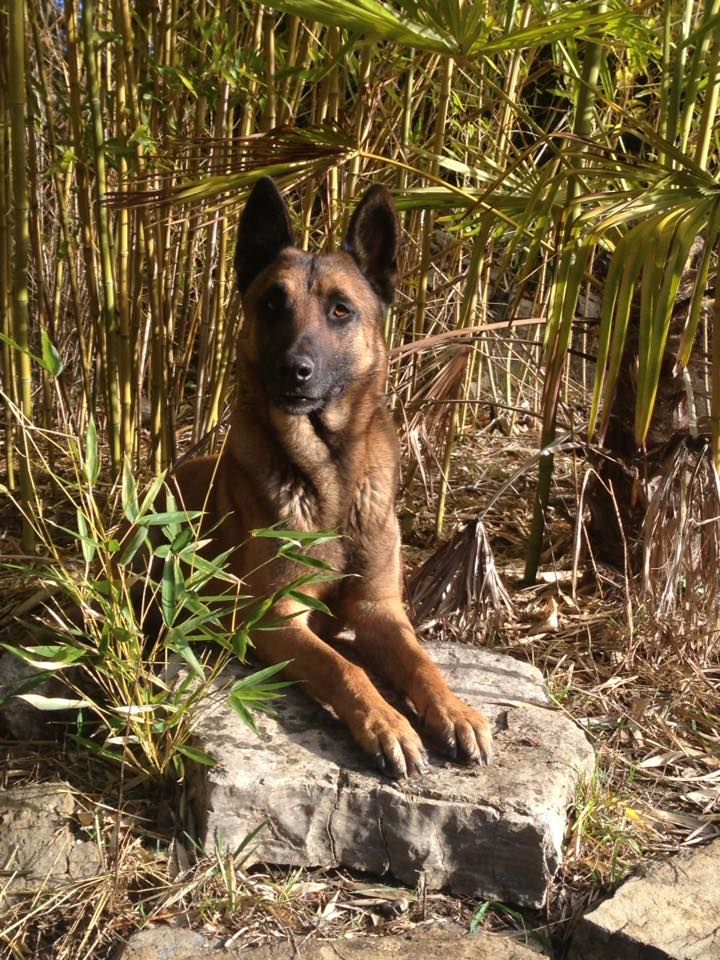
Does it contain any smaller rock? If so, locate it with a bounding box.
[68,841,104,880]
[573,838,720,959]
[0,648,80,741]
[0,651,56,740]
[0,782,101,895]
[113,927,214,960]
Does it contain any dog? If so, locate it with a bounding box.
[172,177,493,778]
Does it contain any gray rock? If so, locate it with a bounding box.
[236,926,545,959]
[113,927,214,960]
[115,924,544,960]
[572,838,720,959]
[0,782,101,895]
[186,643,594,908]
[0,650,57,740]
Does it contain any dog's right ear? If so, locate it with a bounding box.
[235,177,295,294]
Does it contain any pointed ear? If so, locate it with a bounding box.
[235,177,295,294]
[342,185,399,305]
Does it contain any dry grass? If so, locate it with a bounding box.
[2,424,720,958]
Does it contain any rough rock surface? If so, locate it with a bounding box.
[113,927,214,960]
[572,838,720,959]
[0,782,102,895]
[0,650,61,740]
[186,642,594,908]
[115,924,545,959]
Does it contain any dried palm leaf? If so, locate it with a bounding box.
[408,518,512,630]
[641,439,720,661]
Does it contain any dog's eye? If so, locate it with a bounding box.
[262,286,286,314]
[264,294,281,312]
[330,303,352,322]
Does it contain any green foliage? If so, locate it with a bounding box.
[4,0,720,577]
[1,427,343,779]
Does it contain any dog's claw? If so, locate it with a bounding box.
[380,736,409,779]
[424,697,494,767]
[360,706,427,780]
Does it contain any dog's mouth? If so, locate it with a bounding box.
[272,384,344,415]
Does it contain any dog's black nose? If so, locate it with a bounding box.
[280,354,315,386]
[294,357,314,382]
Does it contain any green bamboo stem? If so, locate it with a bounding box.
[413,55,454,342]
[29,6,90,414]
[64,0,100,374]
[345,43,373,206]
[678,0,720,155]
[664,0,694,160]
[693,27,720,170]
[435,231,486,537]
[114,23,135,458]
[524,4,606,585]
[82,0,122,468]
[241,10,265,137]
[26,89,56,449]
[9,0,35,551]
[0,34,16,491]
[263,6,277,131]
[278,15,300,126]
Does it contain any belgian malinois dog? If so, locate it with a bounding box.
[173,177,493,777]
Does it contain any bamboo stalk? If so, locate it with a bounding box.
[263,6,277,131]
[524,3,606,585]
[435,229,486,537]
[64,0,100,378]
[8,0,35,551]
[413,55,454,342]
[29,4,91,415]
[82,0,122,467]
[693,26,720,170]
[0,21,16,490]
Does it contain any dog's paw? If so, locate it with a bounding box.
[423,695,493,766]
[352,705,428,779]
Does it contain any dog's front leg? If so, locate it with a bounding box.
[343,595,493,765]
[247,602,428,778]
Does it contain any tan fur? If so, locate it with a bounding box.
[170,187,493,777]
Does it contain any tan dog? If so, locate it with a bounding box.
[173,178,493,777]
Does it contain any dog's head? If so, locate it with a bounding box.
[235,177,398,416]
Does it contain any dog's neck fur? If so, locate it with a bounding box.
[225,353,392,532]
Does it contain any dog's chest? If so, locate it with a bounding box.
[271,468,326,530]
[269,464,389,537]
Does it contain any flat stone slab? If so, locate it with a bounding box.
[116,924,546,959]
[573,838,720,959]
[187,642,594,908]
[237,927,545,959]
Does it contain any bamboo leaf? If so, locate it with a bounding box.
[85,418,100,485]
[261,0,456,54]
[121,458,139,522]
[17,693,91,710]
[76,509,96,564]
[175,743,217,766]
[40,329,64,376]
[1,643,86,670]
[118,526,149,566]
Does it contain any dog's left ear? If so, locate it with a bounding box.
[342,185,399,306]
